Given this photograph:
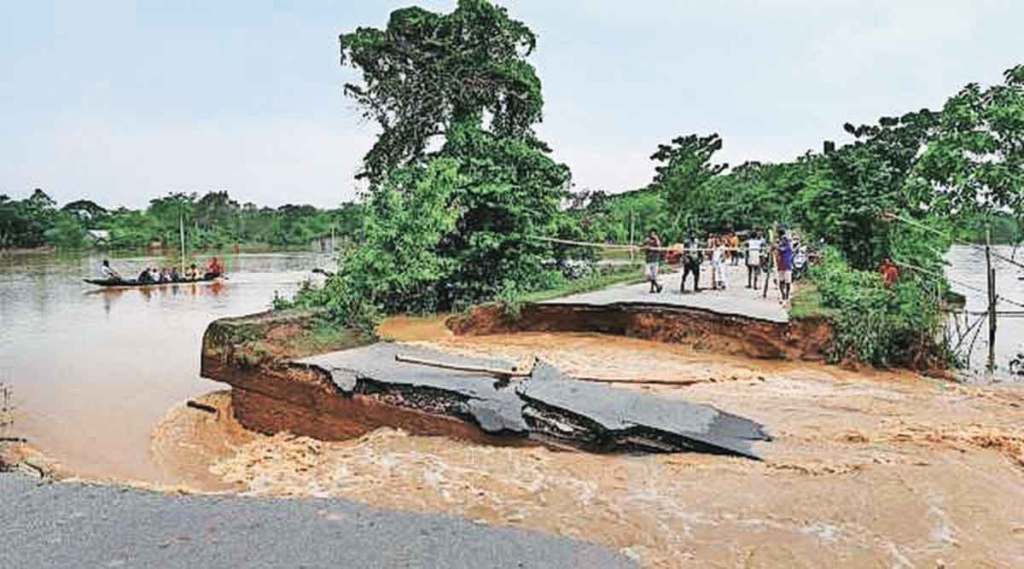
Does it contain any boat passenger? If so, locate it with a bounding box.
[185,264,199,280]
[98,259,121,281]
[170,267,181,282]
[159,268,172,283]
[137,267,154,284]
[205,257,224,279]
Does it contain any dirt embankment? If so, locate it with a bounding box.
[201,311,535,447]
[448,303,833,361]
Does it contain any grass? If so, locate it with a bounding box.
[284,322,367,358]
[516,264,645,304]
[788,282,836,320]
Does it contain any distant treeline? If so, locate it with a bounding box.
[0,189,362,250]
[571,184,1023,248]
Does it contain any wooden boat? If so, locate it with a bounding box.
[83,274,222,288]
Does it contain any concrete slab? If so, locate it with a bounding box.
[541,264,789,323]
[297,343,770,458]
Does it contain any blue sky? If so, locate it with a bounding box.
[2,1,1022,208]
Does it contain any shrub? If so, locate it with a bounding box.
[812,248,944,367]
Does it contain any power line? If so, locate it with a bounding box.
[891,213,1024,272]
[893,258,1024,310]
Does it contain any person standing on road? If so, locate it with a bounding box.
[680,233,703,293]
[643,229,664,294]
[711,237,728,290]
[745,231,764,289]
[729,232,741,265]
[776,229,794,301]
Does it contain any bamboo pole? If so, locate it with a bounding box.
[986,227,996,372]
[395,354,529,379]
[179,210,186,274]
[396,354,706,386]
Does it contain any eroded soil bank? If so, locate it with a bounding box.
[168,321,1024,568]
[449,303,833,361]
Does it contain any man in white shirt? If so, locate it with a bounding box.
[745,232,763,289]
[98,259,121,281]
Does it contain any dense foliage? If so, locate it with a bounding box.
[0,189,360,251]
[291,0,571,325]
[811,249,946,366]
[339,0,543,183]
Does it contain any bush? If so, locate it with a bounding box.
[812,248,944,367]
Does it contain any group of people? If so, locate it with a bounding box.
[643,228,797,301]
[99,257,224,284]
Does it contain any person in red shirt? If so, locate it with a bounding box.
[880,258,900,287]
[205,257,224,278]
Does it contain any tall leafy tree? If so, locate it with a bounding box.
[328,0,570,311]
[648,134,728,235]
[339,0,543,182]
[918,65,1024,219]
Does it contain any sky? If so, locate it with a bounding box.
[1,0,1022,209]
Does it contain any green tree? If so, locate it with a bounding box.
[917,65,1024,221]
[648,134,728,235]
[307,0,570,317]
[339,0,543,182]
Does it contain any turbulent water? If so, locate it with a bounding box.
[0,251,330,483]
[4,247,1024,567]
[0,245,1021,485]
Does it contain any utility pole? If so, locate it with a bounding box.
[179,210,186,274]
[985,227,997,373]
[628,210,635,262]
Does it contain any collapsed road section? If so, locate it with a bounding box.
[201,311,771,459]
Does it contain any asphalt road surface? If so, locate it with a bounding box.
[542,264,789,323]
[2,473,633,568]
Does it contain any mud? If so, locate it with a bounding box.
[448,303,833,361]
[162,333,1024,567]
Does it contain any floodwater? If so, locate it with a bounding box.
[945,244,1024,378]
[0,251,330,483]
[0,245,1021,486]
[4,247,1024,566]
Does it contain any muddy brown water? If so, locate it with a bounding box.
[0,251,331,483]
[0,245,1020,483]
